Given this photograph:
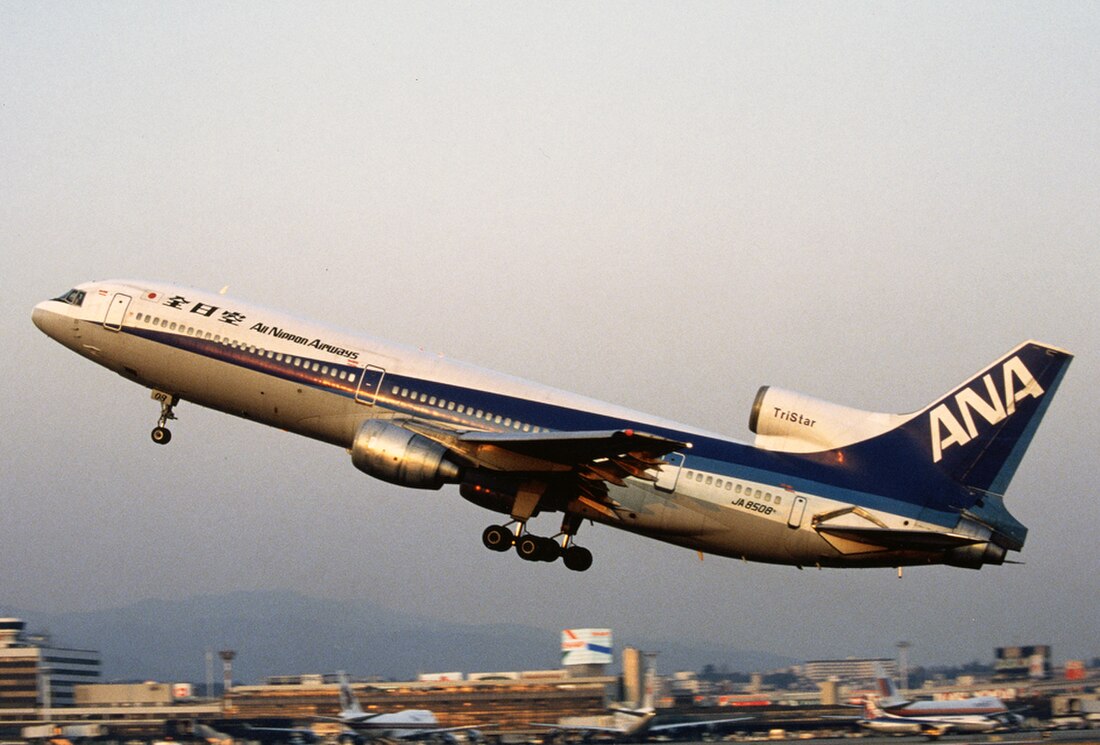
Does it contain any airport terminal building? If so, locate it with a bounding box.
[0,618,100,708]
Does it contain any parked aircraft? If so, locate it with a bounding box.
[857,666,1022,738]
[532,661,748,739]
[316,672,481,741]
[33,281,1072,572]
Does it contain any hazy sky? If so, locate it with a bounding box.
[2,2,1098,672]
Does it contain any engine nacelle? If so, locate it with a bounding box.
[944,541,1006,569]
[351,420,462,490]
[749,386,907,453]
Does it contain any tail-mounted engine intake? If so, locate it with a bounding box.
[351,420,462,489]
[749,386,906,453]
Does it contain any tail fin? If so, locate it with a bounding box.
[862,695,886,720]
[873,664,904,707]
[906,341,1072,495]
[338,671,364,716]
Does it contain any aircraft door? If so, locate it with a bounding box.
[103,293,132,331]
[354,364,386,405]
[654,452,685,492]
[787,495,807,528]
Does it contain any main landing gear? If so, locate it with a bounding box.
[150,390,178,445]
[481,516,594,572]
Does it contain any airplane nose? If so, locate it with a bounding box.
[32,301,63,338]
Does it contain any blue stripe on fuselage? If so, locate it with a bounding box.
[123,322,968,529]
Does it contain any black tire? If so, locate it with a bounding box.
[538,537,561,562]
[481,524,513,552]
[515,535,542,561]
[563,546,593,572]
[151,426,172,445]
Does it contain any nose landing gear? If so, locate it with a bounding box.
[150,390,178,445]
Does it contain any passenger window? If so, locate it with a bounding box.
[774,496,782,506]
[705,476,713,485]
[696,473,703,482]
[429,396,437,405]
[725,481,732,491]
[348,373,356,383]
[447,402,455,411]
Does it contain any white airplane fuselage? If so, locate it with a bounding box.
[32,280,1071,572]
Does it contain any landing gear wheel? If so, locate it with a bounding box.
[538,537,561,562]
[563,546,593,572]
[515,535,543,562]
[482,524,514,552]
[151,426,172,445]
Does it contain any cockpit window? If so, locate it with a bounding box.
[54,289,86,306]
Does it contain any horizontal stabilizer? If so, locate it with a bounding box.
[815,526,984,551]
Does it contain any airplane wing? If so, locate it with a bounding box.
[648,715,753,734]
[529,723,626,734]
[405,422,687,499]
[391,726,488,741]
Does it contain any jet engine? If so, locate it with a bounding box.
[749,386,908,453]
[944,541,1006,569]
[350,420,462,489]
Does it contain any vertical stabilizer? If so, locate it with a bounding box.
[338,672,365,717]
[901,341,1072,495]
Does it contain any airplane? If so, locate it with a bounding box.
[858,664,1020,730]
[316,672,482,741]
[532,661,748,740]
[32,280,1072,572]
[855,666,1022,738]
[857,696,1019,739]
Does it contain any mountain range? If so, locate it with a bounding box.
[3,591,792,683]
